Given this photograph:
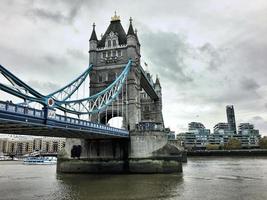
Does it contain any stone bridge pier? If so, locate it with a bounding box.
[57,138,129,173]
[57,127,183,174]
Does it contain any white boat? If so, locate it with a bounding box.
[0,156,12,161]
[23,156,57,165]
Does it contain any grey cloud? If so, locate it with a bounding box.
[67,49,87,60]
[29,8,67,24]
[139,28,261,109]
[240,77,260,91]
[26,0,83,24]
[252,116,263,121]
[248,116,267,134]
[43,55,67,66]
[27,80,60,94]
[198,43,226,71]
[140,31,193,84]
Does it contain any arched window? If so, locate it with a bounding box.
[112,40,117,47]
[108,40,111,47]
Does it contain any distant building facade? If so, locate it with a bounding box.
[214,122,233,135]
[0,136,65,155]
[177,120,261,150]
[177,122,210,150]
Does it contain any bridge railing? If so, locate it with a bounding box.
[52,114,128,136]
[0,101,44,118]
[0,100,128,136]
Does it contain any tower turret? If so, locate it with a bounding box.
[155,75,162,98]
[127,17,135,36]
[126,17,140,61]
[89,23,98,65]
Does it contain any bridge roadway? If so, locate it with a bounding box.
[140,66,159,100]
[0,101,129,139]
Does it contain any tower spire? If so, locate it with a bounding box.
[89,22,98,41]
[127,17,135,35]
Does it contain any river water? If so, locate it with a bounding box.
[1,157,267,200]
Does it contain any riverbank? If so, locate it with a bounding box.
[187,149,267,156]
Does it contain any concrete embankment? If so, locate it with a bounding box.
[187,149,267,156]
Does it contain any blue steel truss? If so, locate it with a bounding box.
[46,64,93,102]
[0,60,132,116]
[0,60,134,138]
[54,60,132,115]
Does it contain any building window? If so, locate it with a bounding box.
[118,50,122,57]
[99,75,103,82]
[112,50,116,57]
[108,72,116,81]
[108,40,111,47]
[103,51,106,58]
[113,40,117,46]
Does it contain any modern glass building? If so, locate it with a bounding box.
[226,105,237,134]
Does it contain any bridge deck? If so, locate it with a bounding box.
[0,101,129,139]
[140,66,159,100]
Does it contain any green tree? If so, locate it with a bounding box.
[259,137,267,149]
[206,144,220,150]
[224,138,241,150]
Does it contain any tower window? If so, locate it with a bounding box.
[118,50,122,57]
[108,40,111,47]
[108,72,116,81]
[112,40,117,47]
[99,75,103,82]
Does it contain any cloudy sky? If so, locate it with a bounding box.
[1,0,267,135]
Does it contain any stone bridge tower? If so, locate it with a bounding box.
[89,14,141,131]
[57,14,183,174]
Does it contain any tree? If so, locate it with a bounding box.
[206,144,220,150]
[259,137,267,149]
[224,138,241,150]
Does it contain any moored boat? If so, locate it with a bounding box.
[23,156,57,165]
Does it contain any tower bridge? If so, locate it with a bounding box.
[0,14,183,173]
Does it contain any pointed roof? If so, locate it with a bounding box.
[155,75,161,87]
[97,15,127,48]
[89,23,98,41]
[127,17,135,36]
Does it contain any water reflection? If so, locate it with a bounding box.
[56,173,183,200]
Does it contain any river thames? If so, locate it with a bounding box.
[1,157,267,200]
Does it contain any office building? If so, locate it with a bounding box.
[226,105,237,134]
